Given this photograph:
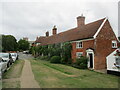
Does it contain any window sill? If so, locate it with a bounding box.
[112,47,117,49]
[76,47,83,49]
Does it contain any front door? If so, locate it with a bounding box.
[89,53,93,68]
[86,49,94,69]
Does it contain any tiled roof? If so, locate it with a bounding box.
[36,18,106,46]
[35,36,46,43]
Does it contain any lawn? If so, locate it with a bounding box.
[30,59,119,88]
[2,60,24,88]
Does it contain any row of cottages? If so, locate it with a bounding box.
[35,15,118,70]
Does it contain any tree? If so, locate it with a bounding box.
[18,39,29,51]
[2,35,18,52]
[61,42,72,64]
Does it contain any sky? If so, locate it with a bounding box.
[0,0,119,41]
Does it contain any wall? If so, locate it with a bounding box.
[94,20,118,70]
[71,20,118,70]
[71,39,94,62]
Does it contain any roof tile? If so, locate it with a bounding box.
[36,18,105,45]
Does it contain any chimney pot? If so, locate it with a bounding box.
[52,25,57,35]
[36,36,39,40]
[77,14,85,27]
[46,31,49,37]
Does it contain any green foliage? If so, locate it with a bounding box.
[38,56,50,61]
[2,35,18,52]
[41,45,49,56]
[61,42,72,64]
[18,39,29,51]
[31,42,72,65]
[74,56,88,69]
[48,44,62,57]
[50,56,61,63]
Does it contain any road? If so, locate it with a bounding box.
[18,52,33,60]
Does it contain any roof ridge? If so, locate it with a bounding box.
[55,18,106,36]
[36,17,106,45]
[53,18,106,36]
[85,17,106,26]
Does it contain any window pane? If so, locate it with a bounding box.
[76,52,83,58]
[112,40,117,48]
[116,57,120,65]
[76,42,83,48]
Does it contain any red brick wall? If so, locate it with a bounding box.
[94,20,118,70]
[71,39,94,62]
[71,20,118,70]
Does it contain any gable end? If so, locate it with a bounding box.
[93,18,107,38]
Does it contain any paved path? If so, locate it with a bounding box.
[20,59,40,88]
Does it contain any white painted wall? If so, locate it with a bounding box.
[106,49,120,72]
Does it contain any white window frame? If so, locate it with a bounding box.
[76,52,83,58]
[76,42,83,48]
[112,40,117,48]
[36,43,41,46]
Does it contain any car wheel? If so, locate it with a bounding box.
[7,62,10,68]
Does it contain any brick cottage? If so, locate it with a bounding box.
[35,15,118,70]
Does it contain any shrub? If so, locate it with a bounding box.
[60,57,66,64]
[50,56,61,64]
[48,44,62,57]
[61,42,72,64]
[61,57,72,65]
[74,56,88,69]
[38,56,50,61]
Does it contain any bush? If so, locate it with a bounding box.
[38,56,50,61]
[61,57,72,65]
[74,56,88,69]
[60,57,66,64]
[50,56,61,64]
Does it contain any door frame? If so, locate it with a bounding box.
[86,49,94,69]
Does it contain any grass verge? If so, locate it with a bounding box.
[30,59,119,88]
[2,60,24,88]
[3,60,24,79]
[2,81,20,88]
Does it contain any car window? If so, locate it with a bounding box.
[0,53,9,58]
[2,54,9,58]
[12,54,16,56]
[0,54,2,57]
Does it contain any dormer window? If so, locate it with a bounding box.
[76,42,83,48]
[112,40,117,48]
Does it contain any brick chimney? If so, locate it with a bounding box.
[46,31,49,37]
[77,14,85,27]
[36,36,39,40]
[52,25,57,35]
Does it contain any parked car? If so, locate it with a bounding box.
[0,53,13,68]
[23,50,29,54]
[0,57,8,79]
[10,53,18,62]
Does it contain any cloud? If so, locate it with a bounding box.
[0,0,119,41]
